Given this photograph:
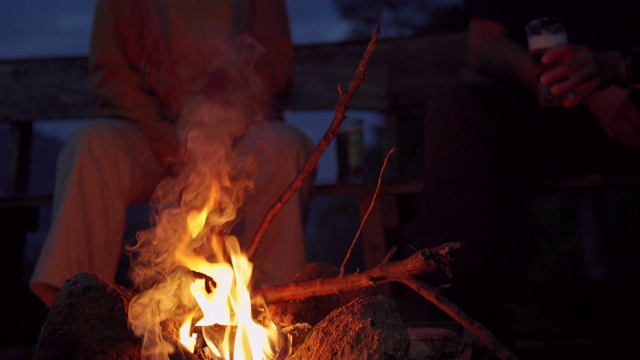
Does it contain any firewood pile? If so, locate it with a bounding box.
[31,263,465,360]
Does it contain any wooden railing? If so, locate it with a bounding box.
[1,32,468,202]
[1,33,470,281]
[5,31,638,277]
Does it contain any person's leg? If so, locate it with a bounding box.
[423,80,539,271]
[233,120,315,287]
[422,79,640,345]
[29,119,165,307]
[422,80,539,344]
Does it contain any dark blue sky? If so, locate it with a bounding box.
[0,0,351,59]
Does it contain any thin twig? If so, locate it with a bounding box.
[245,27,381,260]
[399,277,519,360]
[380,245,397,266]
[339,147,395,276]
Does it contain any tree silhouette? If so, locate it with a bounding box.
[333,0,468,40]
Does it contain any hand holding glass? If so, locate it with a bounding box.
[525,17,569,106]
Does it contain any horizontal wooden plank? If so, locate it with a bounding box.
[0,194,52,208]
[314,180,423,196]
[291,32,468,110]
[0,57,100,123]
[0,33,467,203]
[535,174,640,190]
[0,32,469,122]
[7,172,640,209]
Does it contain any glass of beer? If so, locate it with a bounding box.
[336,118,365,184]
[525,17,569,106]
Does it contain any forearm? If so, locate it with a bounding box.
[469,39,537,92]
[467,19,537,93]
[89,0,178,163]
[250,0,294,98]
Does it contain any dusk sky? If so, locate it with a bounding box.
[0,0,352,59]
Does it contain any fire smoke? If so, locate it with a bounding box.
[125,34,271,359]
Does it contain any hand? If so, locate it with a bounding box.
[585,86,640,149]
[539,43,625,107]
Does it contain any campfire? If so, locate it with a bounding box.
[31,29,517,360]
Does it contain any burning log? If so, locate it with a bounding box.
[253,243,518,360]
[31,246,461,360]
[260,262,374,327]
[31,274,417,360]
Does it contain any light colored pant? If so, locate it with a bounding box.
[29,118,315,300]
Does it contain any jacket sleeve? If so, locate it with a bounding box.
[249,0,294,113]
[89,0,179,165]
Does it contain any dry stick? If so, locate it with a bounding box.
[400,277,519,360]
[245,27,382,261]
[253,242,461,302]
[339,147,396,276]
[253,242,518,360]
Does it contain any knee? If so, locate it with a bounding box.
[241,121,316,200]
[29,282,59,309]
[58,120,140,167]
[248,121,314,170]
[64,120,132,153]
[265,121,313,154]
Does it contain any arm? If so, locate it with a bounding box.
[249,0,294,114]
[89,0,179,165]
[580,47,640,148]
[469,17,633,108]
[467,18,538,93]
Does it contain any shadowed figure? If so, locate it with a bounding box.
[422,0,640,348]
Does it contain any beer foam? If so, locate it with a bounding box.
[527,33,568,50]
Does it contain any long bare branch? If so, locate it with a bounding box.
[246,27,382,260]
[251,241,518,360]
[252,242,459,303]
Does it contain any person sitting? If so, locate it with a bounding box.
[422,0,640,346]
[29,0,315,308]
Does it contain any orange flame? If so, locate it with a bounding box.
[174,186,279,359]
[127,72,272,359]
